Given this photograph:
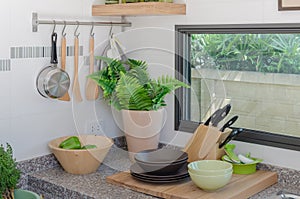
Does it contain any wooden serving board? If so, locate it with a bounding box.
[106,170,277,199]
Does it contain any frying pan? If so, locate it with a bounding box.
[36,32,70,99]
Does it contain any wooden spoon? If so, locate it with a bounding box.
[85,35,99,100]
[58,36,70,101]
[73,36,83,102]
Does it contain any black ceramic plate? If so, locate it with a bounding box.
[131,173,189,184]
[134,148,188,164]
[130,162,189,180]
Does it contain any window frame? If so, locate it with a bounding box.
[175,23,300,152]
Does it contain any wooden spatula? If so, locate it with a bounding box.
[58,36,70,101]
[85,35,99,100]
[73,36,83,102]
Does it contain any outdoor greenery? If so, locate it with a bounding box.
[191,34,300,74]
[88,56,189,111]
[0,143,20,199]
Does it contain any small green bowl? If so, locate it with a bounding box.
[231,158,263,175]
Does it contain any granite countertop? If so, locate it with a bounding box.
[25,146,300,199]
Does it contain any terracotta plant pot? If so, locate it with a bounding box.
[121,108,166,160]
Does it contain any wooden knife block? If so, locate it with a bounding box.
[183,124,231,162]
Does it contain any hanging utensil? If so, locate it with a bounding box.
[72,22,83,102]
[59,22,71,101]
[85,24,99,100]
[36,22,70,99]
[219,128,244,148]
[204,104,231,127]
[219,115,238,132]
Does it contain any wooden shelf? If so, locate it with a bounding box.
[92,2,186,16]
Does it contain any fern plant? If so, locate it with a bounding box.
[88,56,189,111]
[0,143,21,199]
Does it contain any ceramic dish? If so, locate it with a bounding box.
[130,162,188,179]
[131,173,189,184]
[134,148,188,164]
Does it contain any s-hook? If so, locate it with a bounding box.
[52,20,56,34]
[109,23,113,38]
[62,21,67,37]
[74,21,80,37]
[90,22,95,37]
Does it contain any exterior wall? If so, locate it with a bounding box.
[192,69,300,137]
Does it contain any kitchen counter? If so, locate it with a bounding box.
[24,145,300,199]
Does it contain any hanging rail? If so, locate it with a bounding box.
[32,12,131,32]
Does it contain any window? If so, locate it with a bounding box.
[175,24,300,151]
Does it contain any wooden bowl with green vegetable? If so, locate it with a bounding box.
[49,135,113,174]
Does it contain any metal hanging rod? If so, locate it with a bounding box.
[32,12,131,32]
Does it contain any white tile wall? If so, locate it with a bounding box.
[0,0,124,161]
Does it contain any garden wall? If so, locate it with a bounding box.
[191,68,300,137]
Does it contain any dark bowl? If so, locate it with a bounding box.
[134,148,188,164]
[136,159,187,174]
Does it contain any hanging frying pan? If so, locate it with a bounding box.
[36,32,70,99]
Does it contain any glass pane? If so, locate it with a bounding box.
[190,33,300,138]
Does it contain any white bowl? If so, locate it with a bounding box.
[49,135,113,174]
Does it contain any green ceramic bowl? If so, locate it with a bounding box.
[188,170,232,191]
[188,160,232,176]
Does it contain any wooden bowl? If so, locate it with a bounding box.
[49,135,113,174]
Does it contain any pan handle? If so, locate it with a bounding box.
[50,32,58,64]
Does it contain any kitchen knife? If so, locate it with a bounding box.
[219,115,238,132]
[219,128,244,148]
[211,104,231,127]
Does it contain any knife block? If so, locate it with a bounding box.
[183,124,231,162]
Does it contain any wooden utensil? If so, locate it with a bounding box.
[58,36,71,101]
[73,36,83,102]
[85,35,99,100]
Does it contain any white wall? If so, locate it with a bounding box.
[0,0,123,161]
[118,0,300,170]
[2,0,300,170]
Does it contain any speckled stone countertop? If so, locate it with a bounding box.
[17,138,300,199]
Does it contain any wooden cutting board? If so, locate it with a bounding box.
[106,170,277,199]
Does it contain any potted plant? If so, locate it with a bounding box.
[88,57,189,158]
[0,143,40,199]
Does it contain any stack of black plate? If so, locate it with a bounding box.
[130,148,189,183]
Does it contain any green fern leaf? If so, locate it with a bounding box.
[126,59,147,70]
[127,67,151,86]
[116,74,153,110]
